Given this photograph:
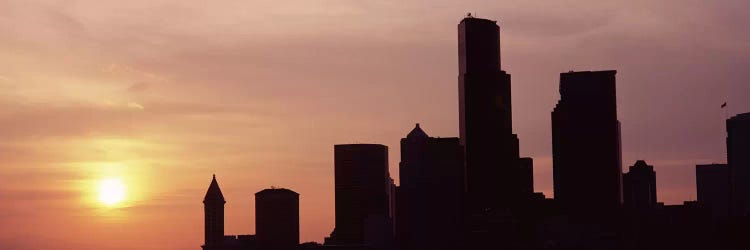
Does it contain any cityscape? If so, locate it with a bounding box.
[3,2,750,250]
[199,16,750,250]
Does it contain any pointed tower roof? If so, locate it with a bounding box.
[406,123,429,139]
[204,174,225,203]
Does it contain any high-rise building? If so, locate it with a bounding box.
[519,157,534,196]
[696,164,730,219]
[623,160,657,209]
[457,16,522,210]
[255,188,300,250]
[397,124,465,250]
[326,144,393,249]
[203,175,226,250]
[727,113,750,216]
[552,70,623,212]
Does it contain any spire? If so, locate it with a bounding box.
[204,175,225,203]
[406,123,429,139]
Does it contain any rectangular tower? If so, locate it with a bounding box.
[327,144,393,248]
[696,164,730,219]
[727,113,750,216]
[397,124,465,250]
[623,160,657,209]
[458,17,521,210]
[552,70,623,212]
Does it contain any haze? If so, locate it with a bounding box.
[1,1,749,249]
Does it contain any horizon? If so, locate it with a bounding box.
[2,1,750,249]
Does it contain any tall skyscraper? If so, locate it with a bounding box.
[255,188,300,250]
[552,70,623,211]
[327,144,393,249]
[728,113,750,216]
[397,124,465,250]
[203,175,226,250]
[623,160,657,209]
[458,16,522,210]
[696,164,730,219]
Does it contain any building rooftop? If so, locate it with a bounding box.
[204,174,225,202]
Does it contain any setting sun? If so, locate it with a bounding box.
[98,178,126,206]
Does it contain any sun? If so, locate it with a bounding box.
[98,178,126,206]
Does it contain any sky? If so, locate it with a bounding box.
[1,0,749,249]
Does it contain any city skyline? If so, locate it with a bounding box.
[2,1,750,249]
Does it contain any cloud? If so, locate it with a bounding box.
[127,102,145,110]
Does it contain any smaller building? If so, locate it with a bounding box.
[623,160,657,209]
[256,188,300,250]
[696,164,730,219]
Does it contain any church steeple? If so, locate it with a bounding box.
[203,175,225,250]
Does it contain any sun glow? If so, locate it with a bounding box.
[98,178,126,206]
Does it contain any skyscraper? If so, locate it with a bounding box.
[397,124,465,250]
[727,113,750,216]
[458,16,522,210]
[623,160,657,209]
[203,175,226,250]
[696,164,730,219]
[552,70,623,212]
[327,144,393,249]
[255,188,300,250]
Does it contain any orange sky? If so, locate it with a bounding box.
[1,1,749,249]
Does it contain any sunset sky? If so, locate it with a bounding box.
[1,1,749,249]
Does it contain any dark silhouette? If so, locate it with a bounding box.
[203,175,226,250]
[728,113,750,216]
[697,163,731,219]
[396,124,465,250]
[623,160,657,209]
[256,188,300,250]
[197,15,750,250]
[457,17,526,211]
[552,70,623,213]
[325,144,394,250]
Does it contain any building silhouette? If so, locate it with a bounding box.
[396,124,465,250]
[457,16,525,211]
[728,113,750,216]
[326,144,394,250]
[194,15,750,250]
[552,70,623,212]
[203,175,226,250]
[697,164,731,219]
[256,188,300,250]
[623,160,657,209]
[519,157,534,196]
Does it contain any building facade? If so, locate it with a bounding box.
[728,113,750,216]
[256,188,300,250]
[623,160,657,209]
[327,144,393,249]
[552,70,623,212]
[397,124,465,250]
[457,16,524,211]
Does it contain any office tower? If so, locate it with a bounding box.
[696,164,730,219]
[552,70,623,211]
[255,188,300,250]
[458,16,521,210]
[728,113,750,216]
[623,160,657,209]
[327,144,393,249]
[519,157,534,196]
[397,124,465,250]
[203,175,226,250]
